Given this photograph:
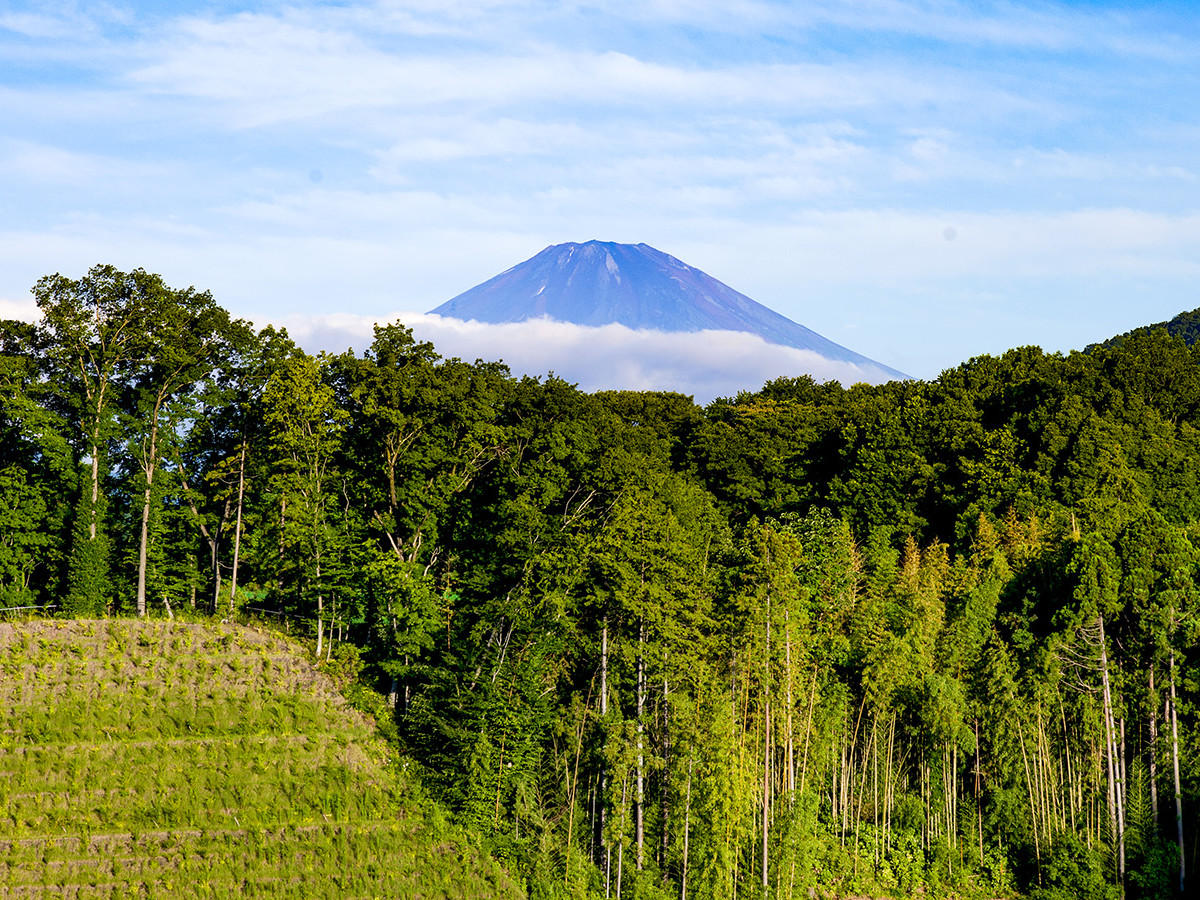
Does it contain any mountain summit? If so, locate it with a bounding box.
[430,241,905,380]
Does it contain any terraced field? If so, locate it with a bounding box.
[0,619,523,899]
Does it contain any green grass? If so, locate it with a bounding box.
[0,619,524,899]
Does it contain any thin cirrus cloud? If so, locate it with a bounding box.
[117,5,1048,128]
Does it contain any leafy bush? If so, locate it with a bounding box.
[1029,832,1120,900]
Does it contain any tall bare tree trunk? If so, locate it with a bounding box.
[1113,720,1123,868]
[800,665,817,794]
[230,437,247,611]
[565,683,590,890]
[1150,666,1159,823]
[873,720,880,870]
[601,616,611,897]
[636,620,646,871]
[616,775,626,900]
[315,557,324,660]
[661,672,670,875]
[210,539,222,613]
[680,756,693,900]
[761,592,770,897]
[887,713,896,856]
[135,411,161,618]
[1098,615,1124,879]
[1170,650,1185,896]
[976,719,984,868]
[89,435,101,541]
[785,609,795,796]
[1018,722,1041,871]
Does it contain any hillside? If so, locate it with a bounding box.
[0,619,524,900]
[1095,304,1200,348]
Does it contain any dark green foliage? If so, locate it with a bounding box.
[1096,305,1200,352]
[62,478,112,615]
[1030,832,1120,900]
[9,264,1200,898]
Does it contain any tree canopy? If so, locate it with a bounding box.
[4,265,1200,899]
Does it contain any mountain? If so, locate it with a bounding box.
[430,241,906,380]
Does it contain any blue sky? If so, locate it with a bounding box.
[2,0,1199,387]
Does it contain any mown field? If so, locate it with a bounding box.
[0,619,524,899]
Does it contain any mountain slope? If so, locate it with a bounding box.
[1095,305,1200,348]
[431,241,906,380]
[0,619,523,900]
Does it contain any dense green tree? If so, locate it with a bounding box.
[33,266,158,612]
[123,276,242,615]
[10,265,1200,900]
[0,320,71,606]
[260,353,350,656]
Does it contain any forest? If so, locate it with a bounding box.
[1,264,1197,899]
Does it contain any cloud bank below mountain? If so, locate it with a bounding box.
[283,312,902,402]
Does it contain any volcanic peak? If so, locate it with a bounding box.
[431,241,905,379]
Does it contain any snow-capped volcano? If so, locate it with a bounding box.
[430,241,906,380]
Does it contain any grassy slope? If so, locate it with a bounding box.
[0,619,524,900]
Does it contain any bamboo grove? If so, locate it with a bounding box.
[2,265,1198,899]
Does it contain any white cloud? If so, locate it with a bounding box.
[122,8,1037,133]
[0,296,38,322]
[0,12,80,39]
[681,208,1200,293]
[0,139,177,186]
[278,312,899,402]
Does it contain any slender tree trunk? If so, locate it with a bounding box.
[278,495,287,570]
[617,775,626,900]
[210,538,222,613]
[1018,721,1041,871]
[636,620,646,871]
[1061,696,1076,832]
[800,665,817,794]
[761,592,770,897]
[601,616,611,896]
[565,682,590,890]
[681,756,692,900]
[873,719,879,870]
[1169,650,1185,896]
[1035,707,1051,849]
[230,437,247,610]
[842,724,851,846]
[887,712,896,856]
[831,727,839,831]
[1098,615,1124,879]
[86,379,108,544]
[327,593,335,660]
[315,557,324,660]
[135,412,160,617]
[785,609,795,796]
[661,672,670,875]
[762,695,770,897]
[89,434,101,541]
[976,719,984,869]
[953,742,959,857]
[1150,666,1159,823]
[1113,720,1123,868]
